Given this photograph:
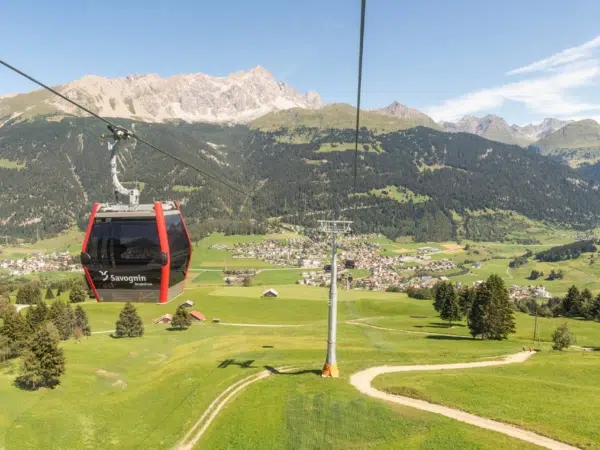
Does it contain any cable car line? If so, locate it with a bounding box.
[351,0,367,196]
[0,59,253,200]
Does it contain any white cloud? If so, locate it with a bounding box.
[507,35,600,75]
[426,35,600,123]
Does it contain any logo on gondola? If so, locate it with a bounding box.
[97,271,147,284]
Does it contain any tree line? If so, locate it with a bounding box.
[535,240,597,262]
[515,285,600,321]
[433,274,516,340]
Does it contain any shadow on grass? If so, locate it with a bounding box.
[166,327,190,331]
[262,345,274,348]
[426,335,473,341]
[428,322,466,328]
[13,378,59,391]
[218,359,256,369]
[264,365,322,376]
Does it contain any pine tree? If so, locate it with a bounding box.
[114,303,144,338]
[591,294,600,322]
[45,287,55,300]
[48,301,74,340]
[16,327,66,389]
[580,288,594,319]
[563,285,580,316]
[458,286,476,316]
[433,282,448,313]
[440,283,462,326]
[73,305,91,336]
[0,295,15,318]
[171,305,192,330]
[484,274,516,340]
[468,283,489,339]
[16,284,33,305]
[31,284,42,304]
[26,300,48,330]
[0,309,31,343]
[69,282,87,304]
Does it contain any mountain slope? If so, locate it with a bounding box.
[0,66,322,124]
[442,115,569,147]
[372,102,440,129]
[532,119,600,167]
[251,103,441,133]
[1,118,600,241]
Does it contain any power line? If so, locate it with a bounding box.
[352,0,367,195]
[0,59,253,199]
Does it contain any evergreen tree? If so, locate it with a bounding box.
[0,295,15,318]
[458,286,476,316]
[440,283,462,326]
[69,282,87,304]
[591,294,600,322]
[551,323,574,350]
[31,284,42,304]
[73,305,91,337]
[57,286,63,296]
[44,322,61,344]
[580,288,594,319]
[45,287,55,300]
[16,327,65,389]
[16,284,33,305]
[171,305,192,330]
[485,274,516,340]
[433,282,448,313]
[48,301,74,340]
[468,283,489,339]
[26,300,48,330]
[563,285,581,316]
[114,303,144,338]
[0,309,31,344]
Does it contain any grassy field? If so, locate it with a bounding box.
[2,230,600,448]
[0,158,26,169]
[1,282,599,449]
[373,351,600,448]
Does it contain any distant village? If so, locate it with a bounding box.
[0,251,82,276]
[222,236,552,298]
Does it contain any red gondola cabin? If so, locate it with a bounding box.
[80,201,192,303]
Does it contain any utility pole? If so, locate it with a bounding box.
[319,220,352,378]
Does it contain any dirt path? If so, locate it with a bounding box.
[344,319,472,339]
[173,366,295,450]
[350,352,579,450]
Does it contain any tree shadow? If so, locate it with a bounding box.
[410,315,428,319]
[166,327,189,331]
[428,322,466,328]
[262,345,274,348]
[264,365,321,376]
[13,378,59,391]
[426,335,473,341]
[218,359,256,369]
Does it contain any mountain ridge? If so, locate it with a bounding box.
[0,66,322,125]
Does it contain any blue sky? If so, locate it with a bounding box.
[2,0,600,125]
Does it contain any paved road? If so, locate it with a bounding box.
[350,352,580,450]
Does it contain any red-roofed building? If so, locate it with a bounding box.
[190,311,205,321]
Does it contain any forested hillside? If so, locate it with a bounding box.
[1,117,600,242]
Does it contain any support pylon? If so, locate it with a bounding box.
[318,220,352,378]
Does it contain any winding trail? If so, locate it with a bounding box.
[344,319,472,339]
[173,366,296,450]
[350,352,580,450]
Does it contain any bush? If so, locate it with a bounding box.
[406,287,433,300]
[171,306,192,330]
[551,323,574,350]
[385,286,401,293]
[242,277,253,287]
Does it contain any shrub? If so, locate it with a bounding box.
[551,323,574,350]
